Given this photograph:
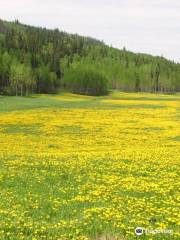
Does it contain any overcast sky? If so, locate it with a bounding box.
[0,0,179,62]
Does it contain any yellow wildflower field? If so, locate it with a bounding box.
[0,92,179,239]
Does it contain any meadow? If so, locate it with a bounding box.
[0,92,179,240]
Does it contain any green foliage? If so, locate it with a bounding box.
[0,19,179,96]
[0,19,102,95]
[65,47,180,93]
[10,61,35,96]
[36,65,58,93]
[63,63,108,95]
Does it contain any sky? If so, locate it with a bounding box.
[0,0,180,62]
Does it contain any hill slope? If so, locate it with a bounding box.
[0,19,179,95]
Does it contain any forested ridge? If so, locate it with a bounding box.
[0,19,179,96]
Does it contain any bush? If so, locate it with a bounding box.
[62,64,109,96]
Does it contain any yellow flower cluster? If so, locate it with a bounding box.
[0,92,179,239]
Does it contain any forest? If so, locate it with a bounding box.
[0,19,179,96]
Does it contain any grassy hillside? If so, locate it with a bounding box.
[0,19,180,96]
[0,92,179,239]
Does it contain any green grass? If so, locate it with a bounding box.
[1,91,177,112]
[0,92,179,240]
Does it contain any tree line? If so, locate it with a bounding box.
[0,19,179,96]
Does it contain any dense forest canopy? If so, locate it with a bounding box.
[0,19,179,96]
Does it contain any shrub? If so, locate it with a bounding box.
[62,64,109,96]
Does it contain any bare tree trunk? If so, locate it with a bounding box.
[21,85,23,96]
[16,84,18,96]
[26,85,28,96]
